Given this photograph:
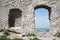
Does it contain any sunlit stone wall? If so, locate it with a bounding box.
[0,0,60,40]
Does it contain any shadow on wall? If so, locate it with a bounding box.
[8,8,22,27]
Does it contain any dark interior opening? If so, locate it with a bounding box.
[8,8,22,27]
[34,5,51,20]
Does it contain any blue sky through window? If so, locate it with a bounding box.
[35,8,50,32]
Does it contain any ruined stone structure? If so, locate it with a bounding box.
[0,0,60,40]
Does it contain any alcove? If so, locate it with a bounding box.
[8,8,22,27]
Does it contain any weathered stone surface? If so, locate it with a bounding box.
[0,32,3,37]
[0,0,60,40]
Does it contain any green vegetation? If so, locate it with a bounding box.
[12,38,23,40]
[29,37,40,40]
[0,36,11,40]
[0,29,4,32]
[26,33,35,36]
[0,29,40,40]
[0,29,23,40]
[0,29,10,40]
[22,33,35,37]
[0,36,23,40]
[3,29,9,36]
[54,32,60,38]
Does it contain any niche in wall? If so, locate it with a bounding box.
[8,8,22,27]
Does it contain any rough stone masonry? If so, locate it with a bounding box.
[0,0,60,40]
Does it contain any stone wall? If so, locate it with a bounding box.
[0,0,60,40]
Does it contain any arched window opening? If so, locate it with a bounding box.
[34,5,51,32]
[8,8,22,27]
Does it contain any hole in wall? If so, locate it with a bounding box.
[34,5,51,32]
[8,8,22,27]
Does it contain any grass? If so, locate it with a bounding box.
[0,29,23,40]
[12,38,23,40]
[0,29,11,40]
[26,33,35,36]
[0,29,40,40]
[0,36,23,40]
[3,29,10,36]
[0,36,11,40]
[29,37,40,40]
[54,32,60,38]
[0,29,4,32]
